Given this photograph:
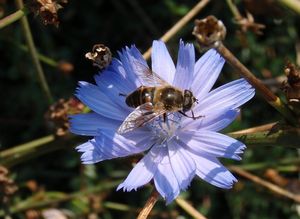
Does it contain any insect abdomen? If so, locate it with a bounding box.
[125,86,154,108]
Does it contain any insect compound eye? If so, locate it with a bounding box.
[183,90,194,111]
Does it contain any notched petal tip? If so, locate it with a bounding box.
[151,40,176,84]
[173,39,195,89]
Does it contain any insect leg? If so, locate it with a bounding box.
[119,93,127,97]
[179,111,204,120]
[163,113,167,122]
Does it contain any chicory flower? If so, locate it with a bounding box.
[70,40,255,204]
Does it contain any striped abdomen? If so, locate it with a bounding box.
[125,86,155,108]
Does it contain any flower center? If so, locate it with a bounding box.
[147,113,182,145]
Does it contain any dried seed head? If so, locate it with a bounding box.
[193,16,226,49]
[85,44,112,70]
[282,62,300,116]
[282,62,300,104]
[285,62,300,86]
[0,166,18,204]
[45,97,85,136]
[29,0,67,27]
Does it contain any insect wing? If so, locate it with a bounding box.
[117,102,166,134]
[132,60,169,86]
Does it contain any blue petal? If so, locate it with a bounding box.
[75,81,127,120]
[172,40,195,89]
[97,58,137,93]
[94,70,132,113]
[69,113,121,136]
[195,78,255,115]
[179,130,246,160]
[181,109,239,132]
[191,49,225,100]
[117,45,147,87]
[189,152,237,189]
[151,40,175,84]
[153,147,180,204]
[168,140,196,190]
[76,129,154,164]
[117,148,158,192]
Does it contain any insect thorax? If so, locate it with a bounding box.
[155,86,183,111]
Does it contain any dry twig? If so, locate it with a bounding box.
[143,0,210,60]
[175,198,207,219]
[137,189,160,219]
[230,166,300,203]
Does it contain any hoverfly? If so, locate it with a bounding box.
[117,61,202,134]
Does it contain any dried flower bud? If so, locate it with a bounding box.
[45,97,85,136]
[193,16,226,49]
[282,62,300,107]
[29,0,67,27]
[85,44,112,70]
[0,166,18,205]
[281,62,300,118]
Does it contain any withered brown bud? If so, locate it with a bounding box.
[282,62,300,107]
[193,16,226,49]
[281,62,300,118]
[0,166,18,205]
[29,0,67,27]
[45,97,85,136]
[85,44,112,70]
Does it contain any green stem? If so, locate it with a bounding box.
[13,41,58,67]
[0,181,122,216]
[15,0,54,104]
[230,157,300,171]
[0,134,81,167]
[228,128,300,148]
[1,126,300,168]
[0,36,59,67]
[278,0,300,14]
[226,0,242,20]
[0,135,54,158]
[0,7,28,29]
[175,198,207,219]
[103,201,133,212]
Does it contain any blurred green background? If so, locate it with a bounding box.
[1,0,300,218]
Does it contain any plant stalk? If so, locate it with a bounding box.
[143,0,211,60]
[217,43,298,126]
[0,7,28,29]
[15,0,54,104]
[278,0,300,14]
[137,189,160,219]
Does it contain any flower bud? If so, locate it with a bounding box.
[193,16,226,49]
